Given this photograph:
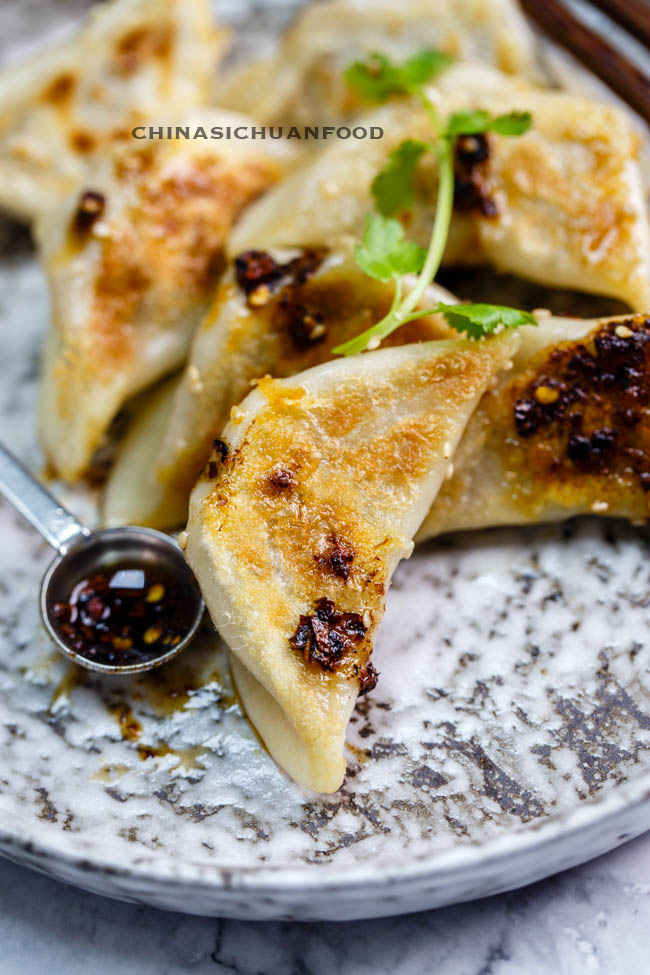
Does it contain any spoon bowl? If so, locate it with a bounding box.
[41,526,204,675]
[0,443,204,674]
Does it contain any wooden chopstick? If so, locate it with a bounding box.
[519,0,650,123]
[594,0,650,51]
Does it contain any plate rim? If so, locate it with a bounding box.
[1,760,649,894]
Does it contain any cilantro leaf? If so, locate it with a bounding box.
[344,53,402,102]
[371,139,430,216]
[399,49,455,88]
[435,302,537,339]
[355,214,426,283]
[344,49,453,103]
[444,109,532,138]
[444,110,493,137]
[340,48,535,356]
[485,111,533,135]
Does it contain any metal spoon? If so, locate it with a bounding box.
[0,443,204,675]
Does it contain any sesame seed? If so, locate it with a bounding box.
[591,500,609,513]
[308,322,326,340]
[178,530,188,550]
[112,636,133,651]
[366,336,381,350]
[615,324,633,338]
[249,285,272,307]
[534,385,559,405]
[188,364,203,394]
[92,220,111,238]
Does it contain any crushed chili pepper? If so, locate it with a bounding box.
[290,597,366,672]
[234,248,325,306]
[314,535,355,581]
[73,190,105,233]
[267,466,296,490]
[212,438,228,462]
[358,661,379,696]
[50,562,195,667]
[205,439,229,479]
[511,317,650,487]
[453,133,497,217]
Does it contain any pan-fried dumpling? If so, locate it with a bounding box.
[0,0,227,223]
[184,332,519,791]
[37,114,290,481]
[230,64,650,312]
[419,312,650,540]
[103,243,457,528]
[219,0,541,127]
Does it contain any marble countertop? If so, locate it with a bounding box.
[2,832,650,974]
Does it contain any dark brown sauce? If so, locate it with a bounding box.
[110,703,143,741]
[50,561,196,667]
[49,662,87,711]
[136,742,210,770]
[133,657,222,716]
[92,763,131,783]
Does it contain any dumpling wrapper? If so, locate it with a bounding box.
[419,312,650,540]
[37,111,291,481]
[104,244,457,528]
[218,0,541,127]
[0,0,227,223]
[230,63,650,313]
[184,332,519,792]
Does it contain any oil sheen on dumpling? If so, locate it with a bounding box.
[230,64,650,313]
[103,243,457,528]
[419,313,650,540]
[37,113,291,481]
[218,0,541,127]
[0,0,226,223]
[184,333,519,792]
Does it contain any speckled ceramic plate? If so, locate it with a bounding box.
[2,0,650,921]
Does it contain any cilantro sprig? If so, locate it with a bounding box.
[371,139,429,217]
[344,49,454,103]
[333,51,535,356]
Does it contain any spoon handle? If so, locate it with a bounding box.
[0,443,90,554]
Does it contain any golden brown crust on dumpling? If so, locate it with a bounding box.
[185,335,518,791]
[158,249,454,517]
[219,0,541,127]
[103,245,457,530]
[0,0,227,222]
[231,65,650,313]
[79,152,278,374]
[420,314,650,538]
[38,122,287,481]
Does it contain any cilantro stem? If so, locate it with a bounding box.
[413,88,442,139]
[333,136,455,356]
[338,49,534,355]
[400,305,448,323]
[396,142,453,319]
[332,289,403,356]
